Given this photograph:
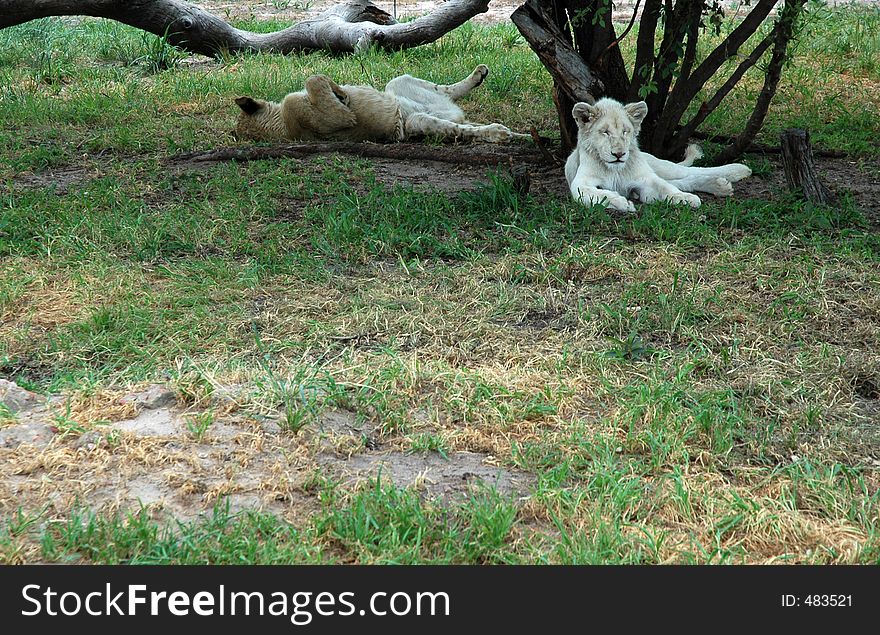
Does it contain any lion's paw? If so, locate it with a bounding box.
[723,163,752,182]
[473,64,489,85]
[706,177,734,197]
[669,192,702,208]
[606,195,636,213]
[481,123,514,142]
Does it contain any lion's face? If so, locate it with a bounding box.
[572,98,648,170]
[233,96,287,141]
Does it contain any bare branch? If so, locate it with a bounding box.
[667,32,774,157]
[652,0,778,147]
[0,0,490,56]
[714,0,807,164]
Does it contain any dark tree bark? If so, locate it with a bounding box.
[511,0,605,152]
[0,0,489,56]
[566,0,630,101]
[779,129,837,206]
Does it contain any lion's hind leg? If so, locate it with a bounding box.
[404,113,527,143]
[386,65,489,101]
[385,65,489,103]
[443,64,489,100]
[645,153,752,184]
[667,174,734,197]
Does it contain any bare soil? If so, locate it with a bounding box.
[0,382,533,524]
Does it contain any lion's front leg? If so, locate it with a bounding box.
[637,174,702,208]
[569,173,634,213]
[568,161,635,212]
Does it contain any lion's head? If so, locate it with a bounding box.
[572,98,648,169]
[233,96,287,141]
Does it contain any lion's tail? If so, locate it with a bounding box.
[680,143,704,167]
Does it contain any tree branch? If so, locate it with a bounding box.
[666,31,774,157]
[676,0,703,84]
[0,0,490,57]
[598,0,642,61]
[627,0,662,101]
[652,0,777,147]
[713,0,807,164]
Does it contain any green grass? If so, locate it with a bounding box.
[2,481,523,564]
[1,7,879,564]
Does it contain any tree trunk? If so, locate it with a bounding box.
[511,0,605,154]
[516,0,808,163]
[0,0,489,57]
[779,129,837,206]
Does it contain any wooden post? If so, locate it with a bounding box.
[779,128,837,206]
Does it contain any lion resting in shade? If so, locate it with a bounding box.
[566,97,752,212]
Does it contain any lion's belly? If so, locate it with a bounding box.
[343,87,403,142]
[394,95,465,123]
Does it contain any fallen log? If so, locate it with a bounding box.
[0,0,489,57]
[169,142,549,167]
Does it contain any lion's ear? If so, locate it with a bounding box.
[624,101,648,127]
[572,102,600,128]
[235,96,262,115]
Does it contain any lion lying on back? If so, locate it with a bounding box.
[234,65,529,144]
[566,98,751,211]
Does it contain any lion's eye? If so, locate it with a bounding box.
[603,130,610,136]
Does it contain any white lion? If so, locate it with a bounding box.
[565,97,752,212]
[234,64,529,144]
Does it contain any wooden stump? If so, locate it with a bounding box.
[780,128,837,206]
[510,165,531,200]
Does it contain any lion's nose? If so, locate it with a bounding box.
[613,151,626,159]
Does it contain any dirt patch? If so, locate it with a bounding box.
[0,381,533,524]
[370,158,487,193]
[735,156,880,222]
[319,450,531,501]
[12,165,92,195]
